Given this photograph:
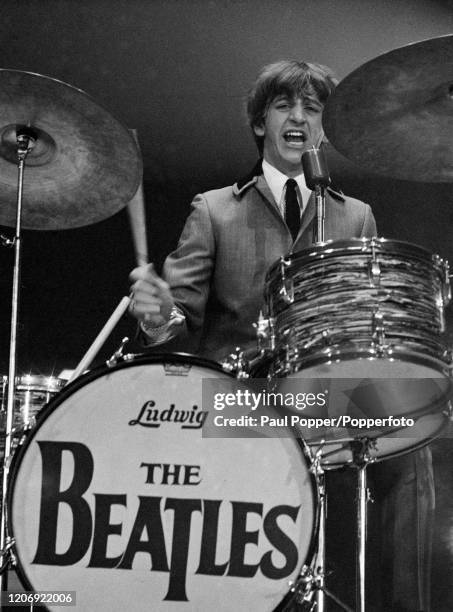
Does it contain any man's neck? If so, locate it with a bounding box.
[262,156,302,178]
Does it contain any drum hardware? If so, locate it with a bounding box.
[221,347,252,379]
[0,236,14,248]
[0,537,16,577]
[254,310,276,352]
[106,336,131,368]
[0,126,38,597]
[290,441,354,612]
[321,329,333,347]
[292,566,355,612]
[284,338,297,374]
[278,256,295,305]
[371,309,386,351]
[308,444,327,612]
[350,439,376,612]
[368,241,381,287]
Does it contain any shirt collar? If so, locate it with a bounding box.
[262,158,311,213]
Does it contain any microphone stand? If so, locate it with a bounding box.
[314,184,326,244]
[301,146,329,244]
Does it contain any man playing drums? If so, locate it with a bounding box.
[129,60,433,612]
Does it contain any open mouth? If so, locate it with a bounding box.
[283,130,307,145]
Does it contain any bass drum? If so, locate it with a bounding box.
[8,354,317,612]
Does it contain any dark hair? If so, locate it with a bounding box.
[246,60,338,153]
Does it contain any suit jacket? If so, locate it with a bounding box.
[161,164,377,361]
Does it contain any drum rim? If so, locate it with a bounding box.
[1,373,67,392]
[7,352,320,611]
[266,237,445,279]
[258,349,451,468]
[270,346,453,380]
[316,416,448,469]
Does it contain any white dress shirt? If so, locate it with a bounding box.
[262,158,311,217]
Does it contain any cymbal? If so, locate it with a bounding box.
[323,35,453,182]
[0,70,142,229]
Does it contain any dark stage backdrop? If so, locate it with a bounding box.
[0,0,453,609]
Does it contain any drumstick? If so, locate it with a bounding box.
[67,296,131,383]
[127,129,149,266]
[68,130,148,383]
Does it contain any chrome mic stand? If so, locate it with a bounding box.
[0,127,36,597]
[302,146,329,245]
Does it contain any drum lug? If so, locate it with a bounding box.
[279,256,295,304]
[321,329,333,347]
[221,347,250,379]
[284,339,298,373]
[371,310,387,354]
[443,258,451,305]
[437,292,447,333]
[106,336,130,368]
[368,240,381,287]
[253,311,276,352]
[444,348,453,367]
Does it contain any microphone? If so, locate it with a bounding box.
[301,146,330,190]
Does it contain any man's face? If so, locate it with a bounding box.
[254,94,324,176]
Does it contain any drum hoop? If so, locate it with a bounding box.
[266,237,444,280]
[7,351,320,611]
[2,374,67,392]
[317,416,448,470]
[272,346,452,379]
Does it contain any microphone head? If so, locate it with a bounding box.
[302,147,330,189]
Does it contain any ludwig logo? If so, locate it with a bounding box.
[129,401,208,429]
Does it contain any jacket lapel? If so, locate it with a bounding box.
[254,174,289,230]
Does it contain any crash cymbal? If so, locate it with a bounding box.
[323,35,453,182]
[0,70,142,229]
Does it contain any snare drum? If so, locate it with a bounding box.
[264,238,452,467]
[0,374,66,446]
[8,354,317,612]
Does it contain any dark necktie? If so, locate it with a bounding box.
[284,178,300,241]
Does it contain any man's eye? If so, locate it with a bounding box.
[305,105,322,113]
[275,102,290,110]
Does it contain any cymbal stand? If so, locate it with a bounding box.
[0,128,36,596]
[351,438,375,612]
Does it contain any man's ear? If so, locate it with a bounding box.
[253,123,265,137]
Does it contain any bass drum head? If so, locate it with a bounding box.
[8,354,317,612]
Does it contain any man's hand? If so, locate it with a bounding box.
[129,263,175,327]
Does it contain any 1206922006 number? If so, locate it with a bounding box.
[1,591,76,606]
